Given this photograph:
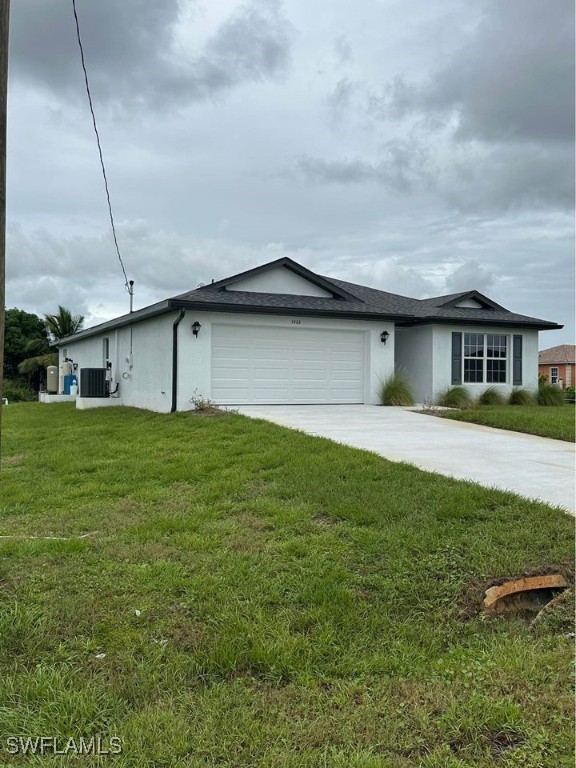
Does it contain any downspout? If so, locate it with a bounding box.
[171,310,185,412]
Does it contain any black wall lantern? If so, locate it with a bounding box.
[191,321,202,337]
[380,330,390,345]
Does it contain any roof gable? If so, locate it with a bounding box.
[434,290,507,311]
[202,257,359,301]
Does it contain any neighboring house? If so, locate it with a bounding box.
[55,257,562,410]
[538,345,575,390]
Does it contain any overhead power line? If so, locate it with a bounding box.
[71,0,130,292]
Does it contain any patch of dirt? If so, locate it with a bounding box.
[2,454,24,466]
[165,621,206,651]
[185,406,234,417]
[311,513,340,527]
[232,513,275,532]
[487,730,526,757]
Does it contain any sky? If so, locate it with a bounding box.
[6,0,575,346]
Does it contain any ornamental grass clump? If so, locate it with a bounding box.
[477,386,505,406]
[378,371,415,406]
[537,384,565,406]
[436,385,473,409]
[508,388,535,406]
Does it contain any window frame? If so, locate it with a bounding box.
[463,332,509,385]
[550,367,559,385]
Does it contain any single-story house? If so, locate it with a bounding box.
[538,344,575,389]
[55,257,562,410]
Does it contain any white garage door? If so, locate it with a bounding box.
[211,324,366,404]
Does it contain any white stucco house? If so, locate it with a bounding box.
[54,257,562,411]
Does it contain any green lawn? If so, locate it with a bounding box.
[0,403,574,767]
[435,405,575,442]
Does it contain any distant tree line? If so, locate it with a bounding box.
[3,306,84,401]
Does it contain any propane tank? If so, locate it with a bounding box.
[46,366,59,394]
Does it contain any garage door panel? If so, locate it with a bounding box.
[211,325,365,404]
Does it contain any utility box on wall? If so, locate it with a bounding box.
[80,368,107,398]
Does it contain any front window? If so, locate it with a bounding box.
[550,367,559,385]
[464,333,508,384]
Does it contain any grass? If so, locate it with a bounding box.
[438,405,575,442]
[0,403,574,767]
[378,371,415,406]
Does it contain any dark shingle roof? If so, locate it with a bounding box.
[56,258,562,345]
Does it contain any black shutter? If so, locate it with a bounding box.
[451,332,463,384]
[512,335,522,386]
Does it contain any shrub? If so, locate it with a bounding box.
[565,386,575,404]
[436,385,473,409]
[378,370,415,406]
[537,384,565,406]
[2,378,37,403]
[477,386,505,406]
[508,388,536,406]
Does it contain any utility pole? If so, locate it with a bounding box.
[0,0,9,457]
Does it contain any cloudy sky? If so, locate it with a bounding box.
[6,0,574,345]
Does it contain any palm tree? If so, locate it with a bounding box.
[44,305,85,341]
[17,306,85,381]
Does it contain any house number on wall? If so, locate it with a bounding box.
[291,319,302,325]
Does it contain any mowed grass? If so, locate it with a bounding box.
[437,405,575,442]
[0,403,574,768]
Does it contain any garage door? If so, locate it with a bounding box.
[211,324,366,404]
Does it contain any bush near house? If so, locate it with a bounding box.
[2,378,38,403]
[378,370,415,406]
[537,384,566,407]
[0,404,574,766]
[508,388,536,406]
[477,386,505,406]
[436,385,473,409]
[564,387,575,404]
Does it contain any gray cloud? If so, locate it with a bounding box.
[333,36,352,66]
[291,138,434,194]
[359,0,575,212]
[423,0,575,144]
[379,0,574,144]
[10,0,294,110]
[445,261,495,294]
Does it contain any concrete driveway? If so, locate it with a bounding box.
[236,405,575,513]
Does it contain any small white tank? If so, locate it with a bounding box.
[62,360,72,376]
[47,366,58,394]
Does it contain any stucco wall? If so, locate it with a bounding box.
[62,314,176,412]
[432,325,540,401]
[60,310,396,411]
[394,326,434,403]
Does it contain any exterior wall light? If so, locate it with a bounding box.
[192,321,202,337]
[380,330,390,345]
